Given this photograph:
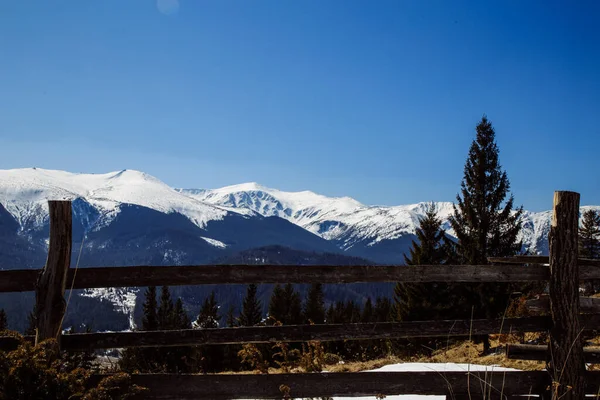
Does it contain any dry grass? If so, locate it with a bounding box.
[421,337,545,371]
[325,355,405,373]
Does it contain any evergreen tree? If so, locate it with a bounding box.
[395,204,457,322]
[449,116,523,264]
[194,292,223,372]
[268,284,286,324]
[158,286,174,330]
[580,209,600,293]
[580,209,600,259]
[173,298,191,329]
[374,297,393,322]
[283,284,302,324]
[403,203,451,265]
[196,291,220,329]
[304,283,325,324]
[449,116,523,352]
[268,284,302,325]
[226,305,237,327]
[0,309,7,331]
[141,286,158,331]
[361,298,374,323]
[239,284,262,326]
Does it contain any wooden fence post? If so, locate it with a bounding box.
[548,191,584,400]
[35,200,72,347]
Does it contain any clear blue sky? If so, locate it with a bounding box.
[1,1,598,211]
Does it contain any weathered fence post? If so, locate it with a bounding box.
[35,200,72,347]
[548,191,584,400]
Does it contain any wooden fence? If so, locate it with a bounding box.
[0,191,597,399]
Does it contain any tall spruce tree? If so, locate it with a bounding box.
[449,116,522,264]
[580,209,600,259]
[141,286,158,331]
[304,283,325,324]
[449,116,523,352]
[239,284,262,326]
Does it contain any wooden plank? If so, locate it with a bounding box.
[526,295,600,314]
[548,191,585,400]
[507,344,600,363]
[489,256,550,264]
[0,269,41,292]
[35,200,72,345]
[0,264,559,293]
[489,256,600,268]
[87,371,551,399]
[56,316,555,350]
[4,315,600,351]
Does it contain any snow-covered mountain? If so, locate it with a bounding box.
[2,167,597,332]
[179,183,569,258]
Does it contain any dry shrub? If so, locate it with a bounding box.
[0,333,145,400]
[238,343,269,374]
[299,341,326,373]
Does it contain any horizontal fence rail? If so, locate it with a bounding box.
[87,371,557,399]
[525,295,600,314]
[7,263,600,293]
[507,344,600,363]
[4,315,600,351]
[4,315,585,351]
[489,255,600,267]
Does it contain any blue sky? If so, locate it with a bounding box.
[1,1,598,211]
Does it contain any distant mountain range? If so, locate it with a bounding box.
[0,167,596,331]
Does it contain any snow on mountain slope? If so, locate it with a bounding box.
[0,168,230,232]
[179,184,456,250]
[180,183,600,255]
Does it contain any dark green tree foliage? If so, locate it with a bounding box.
[173,298,191,329]
[395,204,459,322]
[449,116,523,352]
[449,116,523,266]
[195,292,223,372]
[239,284,262,326]
[120,287,193,373]
[222,305,241,371]
[196,291,220,329]
[403,203,450,266]
[361,298,374,323]
[0,309,7,331]
[157,286,174,330]
[268,284,302,325]
[374,297,393,322]
[141,287,158,331]
[226,305,237,327]
[580,209,600,259]
[580,209,600,294]
[304,283,325,324]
